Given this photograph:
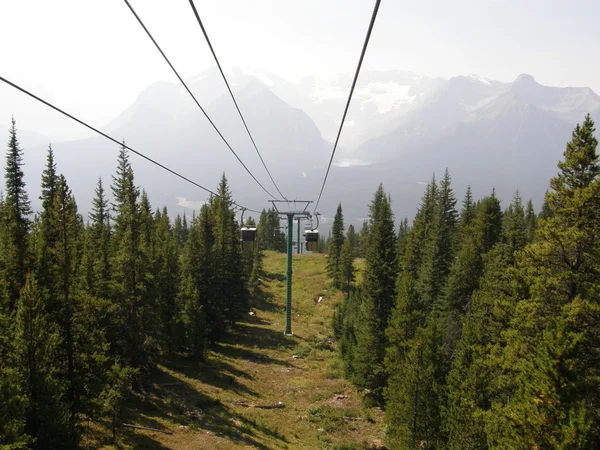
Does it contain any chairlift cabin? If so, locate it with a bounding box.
[304,229,319,252]
[240,226,257,252]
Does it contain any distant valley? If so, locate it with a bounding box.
[2,68,599,228]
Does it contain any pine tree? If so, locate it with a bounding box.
[486,115,600,448]
[524,199,537,243]
[326,204,345,288]
[35,146,60,317]
[384,172,459,446]
[0,310,29,448]
[179,205,212,359]
[110,144,146,374]
[210,175,248,333]
[86,178,111,298]
[2,118,32,310]
[385,323,443,449]
[357,219,370,258]
[339,225,356,296]
[52,175,81,432]
[154,207,179,353]
[351,185,397,402]
[443,194,526,449]
[173,214,184,249]
[14,273,70,449]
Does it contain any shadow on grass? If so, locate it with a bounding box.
[116,365,286,449]
[264,271,286,282]
[251,283,284,314]
[213,342,298,369]
[160,353,259,398]
[225,322,298,351]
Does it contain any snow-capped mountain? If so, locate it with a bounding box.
[6,67,600,225]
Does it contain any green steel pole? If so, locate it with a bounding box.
[285,213,294,335]
[297,217,301,254]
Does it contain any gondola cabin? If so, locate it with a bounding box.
[304,229,319,252]
[240,226,257,252]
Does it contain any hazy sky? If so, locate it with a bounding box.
[2,0,599,139]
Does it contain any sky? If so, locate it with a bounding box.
[1,0,599,140]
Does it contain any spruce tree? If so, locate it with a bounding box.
[339,225,356,296]
[326,203,345,288]
[351,185,396,401]
[486,115,600,448]
[53,175,81,431]
[14,273,70,449]
[0,310,29,448]
[87,178,111,298]
[210,175,248,333]
[36,146,60,316]
[179,205,212,359]
[443,194,526,449]
[2,118,32,310]
[154,207,179,353]
[110,144,146,374]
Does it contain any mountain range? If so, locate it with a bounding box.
[2,67,599,229]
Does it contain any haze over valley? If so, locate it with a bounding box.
[2,67,599,227]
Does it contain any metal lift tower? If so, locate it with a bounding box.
[269,200,312,335]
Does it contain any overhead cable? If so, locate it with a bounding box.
[188,0,287,201]
[123,0,279,200]
[313,0,381,214]
[0,75,262,213]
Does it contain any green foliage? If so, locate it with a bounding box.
[0,124,260,446]
[484,114,600,448]
[2,118,32,310]
[339,224,356,295]
[326,203,345,288]
[348,185,397,402]
[14,273,71,449]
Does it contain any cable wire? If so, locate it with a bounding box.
[123,0,279,200]
[188,0,287,201]
[0,75,261,214]
[313,0,381,214]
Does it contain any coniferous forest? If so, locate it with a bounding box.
[331,114,600,448]
[1,113,599,449]
[0,118,285,449]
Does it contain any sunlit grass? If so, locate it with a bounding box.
[86,251,382,449]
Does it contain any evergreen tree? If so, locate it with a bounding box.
[179,205,212,359]
[524,199,537,243]
[86,178,111,298]
[110,145,147,375]
[2,118,32,310]
[486,115,600,448]
[357,219,370,258]
[326,203,345,288]
[35,146,60,317]
[210,175,248,333]
[53,175,81,432]
[443,194,526,449]
[0,311,29,448]
[339,225,356,296]
[15,273,70,449]
[173,214,184,249]
[351,185,397,401]
[154,207,179,353]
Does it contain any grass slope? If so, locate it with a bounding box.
[87,251,383,449]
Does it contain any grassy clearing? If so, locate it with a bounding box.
[86,251,383,449]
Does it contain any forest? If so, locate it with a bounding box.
[0,113,598,449]
[0,118,285,448]
[329,114,600,448]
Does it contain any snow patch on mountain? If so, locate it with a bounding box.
[356,82,415,113]
[468,74,492,85]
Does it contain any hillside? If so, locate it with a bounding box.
[87,251,381,450]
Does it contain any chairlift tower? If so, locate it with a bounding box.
[269,200,312,335]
